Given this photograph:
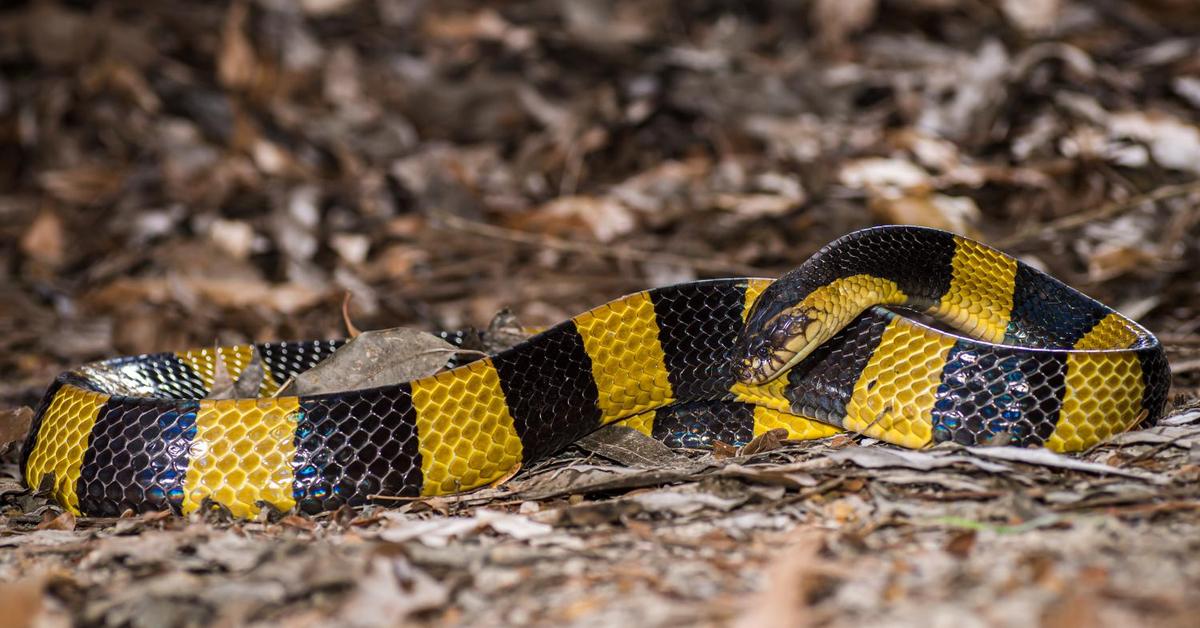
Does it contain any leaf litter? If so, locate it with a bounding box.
[3,1,1200,626]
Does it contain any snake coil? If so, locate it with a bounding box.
[22,226,1169,518]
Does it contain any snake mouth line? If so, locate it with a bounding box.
[736,352,792,385]
[737,307,824,385]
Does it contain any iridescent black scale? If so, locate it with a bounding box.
[930,342,1066,446]
[1005,263,1109,348]
[292,386,423,513]
[650,281,745,400]
[79,397,199,516]
[651,401,756,448]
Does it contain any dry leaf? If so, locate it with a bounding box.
[0,406,34,451]
[37,510,76,532]
[964,446,1168,483]
[812,0,877,51]
[1001,0,1062,34]
[481,308,532,353]
[739,428,790,457]
[577,425,687,468]
[205,346,266,400]
[1107,111,1200,174]
[944,529,977,558]
[711,440,739,460]
[38,164,127,206]
[279,327,461,396]
[218,1,257,91]
[0,579,47,628]
[341,292,363,338]
[1086,244,1155,282]
[20,211,65,268]
[86,277,326,316]
[735,528,829,628]
[869,193,980,235]
[839,158,932,193]
[279,514,317,531]
[534,196,637,242]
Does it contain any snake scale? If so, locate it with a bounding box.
[22,226,1170,518]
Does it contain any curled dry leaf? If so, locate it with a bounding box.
[870,193,980,236]
[739,428,790,457]
[341,291,362,338]
[205,346,265,400]
[481,308,533,353]
[713,428,789,460]
[36,510,76,532]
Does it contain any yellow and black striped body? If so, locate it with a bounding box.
[22,226,1169,518]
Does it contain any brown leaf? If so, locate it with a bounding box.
[812,0,877,52]
[944,529,977,558]
[1086,245,1155,283]
[279,514,317,531]
[0,578,47,628]
[279,327,462,397]
[86,277,326,316]
[38,164,127,206]
[525,196,637,243]
[20,211,65,268]
[25,1,97,68]
[206,347,237,400]
[487,462,522,489]
[37,510,76,532]
[711,440,739,460]
[0,407,33,452]
[869,193,980,237]
[1001,0,1063,34]
[739,428,790,457]
[735,528,832,628]
[713,429,790,460]
[481,308,532,353]
[218,1,258,91]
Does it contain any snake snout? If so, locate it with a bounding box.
[735,309,812,384]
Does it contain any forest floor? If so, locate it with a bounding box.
[1,1,1199,626]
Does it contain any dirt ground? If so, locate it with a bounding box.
[1,1,1199,626]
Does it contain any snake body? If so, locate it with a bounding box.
[22,226,1169,518]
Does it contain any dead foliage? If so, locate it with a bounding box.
[2,0,1200,626]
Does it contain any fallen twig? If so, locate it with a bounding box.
[434,211,768,276]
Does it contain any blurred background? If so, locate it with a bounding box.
[3,0,1200,409]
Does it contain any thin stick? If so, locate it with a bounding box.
[434,211,768,276]
[999,180,1200,248]
[341,292,362,339]
[1165,357,1200,374]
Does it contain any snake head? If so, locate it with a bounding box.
[734,306,820,385]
